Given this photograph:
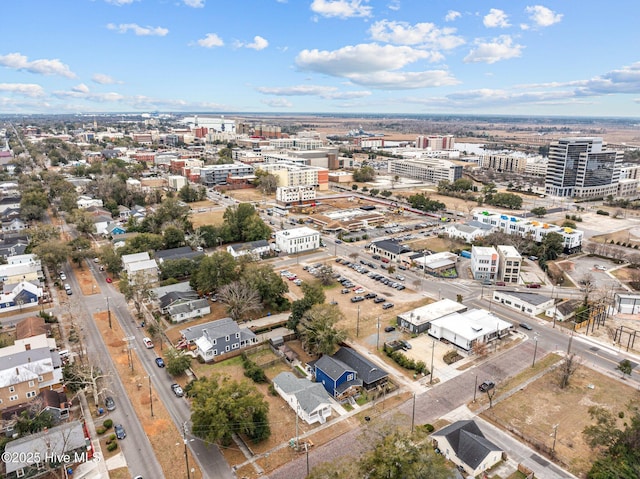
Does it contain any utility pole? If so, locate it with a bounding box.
[551,424,559,454]
[356,305,360,338]
[473,375,478,402]
[532,337,539,368]
[411,393,416,433]
[148,375,154,418]
[430,339,435,385]
[376,316,380,350]
[106,296,112,329]
[183,422,191,479]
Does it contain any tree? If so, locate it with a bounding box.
[311,425,453,479]
[531,206,548,217]
[192,251,237,294]
[298,304,347,356]
[216,280,262,321]
[119,271,156,319]
[352,165,375,182]
[616,359,633,379]
[190,376,270,446]
[33,241,72,273]
[287,281,327,329]
[558,353,580,389]
[164,347,192,376]
[583,406,622,450]
[541,232,564,260]
[315,265,335,286]
[62,362,109,406]
[163,226,185,249]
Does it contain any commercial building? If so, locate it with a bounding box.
[496,245,521,284]
[389,158,462,184]
[198,162,254,187]
[492,290,554,316]
[471,246,499,282]
[275,227,321,254]
[481,154,527,174]
[256,162,328,191]
[396,299,468,334]
[416,135,455,150]
[276,186,317,205]
[545,137,623,198]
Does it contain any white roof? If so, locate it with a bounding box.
[276,226,319,239]
[497,245,521,257]
[128,258,158,272]
[430,309,512,342]
[398,298,467,326]
[122,252,151,265]
[472,246,497,256]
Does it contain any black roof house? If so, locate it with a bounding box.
[433,420,502,471]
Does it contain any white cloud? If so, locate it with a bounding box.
[107,23,169,36]
[105,0,137,5]
[445,10,461,22]
[310,0,372,19]
[464,35,523,64]
[344,70,459,89]
[92,73,121,84]
[72,83,90,93]
[483,9,510,28]
[0,83,45,97]
[257,84,371,99]
[197,33,224,48]
[525,5,563,27]
[246,36,269,51]
[296,43,440,77]
[0,53,76,78]
[369,20,464,50]
[183,0,205,7]
[261,98,293,108]
[52,88,125,103]
[388,0,400,11]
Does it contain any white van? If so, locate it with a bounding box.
[64,284,72,295]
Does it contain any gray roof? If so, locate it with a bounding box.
[159,290,199,309]
[180,317,257,352]
[273,372,332,415]
[0,348,55,388]
[499,291,552,306]
[168,298,210,316]
[229,240,270,253]
[152,281,194,299]
[154,246,204,263]
[314,355,355,381]
[371,239,412,255]
[332,347,388,386]
[4,420,86,473]
[433,420,501,470]
[556,299,581,316]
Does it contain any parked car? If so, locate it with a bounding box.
[526,283,541,289]
[479,380,495,392]
[106,277,113,283]
[59,272,66,280]
[171,383,184,397]
[293,279,302,286]
[105,396,116,411]
[384,326,396,332]
[341,288,350,294]
[364,293,377,299]
[374,297,386,303]
[354,287,365,294]
[395,275,405,281]
[335,239,342,244]
[519,323,533,330]
[351,296,365,303]
[155,357,165,368]
[400,340,412,350]
[382,302,395,310]
[372,254,381,260]
[114,424,126,440]
[495,281,505,286]
[142,337,154,349]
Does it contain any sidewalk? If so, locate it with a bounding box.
[75,391,112,479]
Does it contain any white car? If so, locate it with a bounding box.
[142,337,154,349]
[59,272,67,280]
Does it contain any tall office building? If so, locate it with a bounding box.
[545,137,622,198]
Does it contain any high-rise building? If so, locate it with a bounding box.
[545,137,622,198]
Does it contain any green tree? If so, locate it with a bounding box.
[583,406,622,450]
[531,206,548,217]
[20,190,49,221]
[242,263,289,310]
[192,251,237,294]
[159,257,201,281]
[163,226,185,249]
[190,376,270,446]
[33,241,71,273]
[616,359,633,379]
[118,271,156,319]
[164,347,192,376]
[352,165,375,182]
[298,304,347,356]
[541,231,564,260]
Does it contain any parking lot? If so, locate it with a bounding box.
[555,255,621,292]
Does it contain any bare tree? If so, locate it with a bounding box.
[63,363,110,406]
[558,353,580,389]
[217,280,262,322]
[472,341,489,358]
[583,241,598,255]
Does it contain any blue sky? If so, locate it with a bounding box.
[2,0,640,117]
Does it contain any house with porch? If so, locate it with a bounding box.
[178,317,259,362]
[272,372,333,425]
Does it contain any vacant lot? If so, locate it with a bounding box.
[190,208,226,228]
[481,361,636,478]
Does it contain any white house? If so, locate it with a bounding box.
[492,290,554,316]
[76,195,104,209]
[443,220,493,243]
[226,240,271,259]
[122,252,159,285]
[275,227,320,254]
[397,299,468,335]
[429,309,512,351]
[179,317,259,362]
[431,420,503,477]
[272,372,332,425]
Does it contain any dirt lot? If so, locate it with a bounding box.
[190,208,226,229]
[481,360,637,478]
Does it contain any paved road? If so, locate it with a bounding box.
[82,261,234,479]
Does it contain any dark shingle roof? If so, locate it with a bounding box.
[372,239,412,255]
[332,347,388,385]
[434,420,502,470]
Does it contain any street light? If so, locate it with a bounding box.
[430,339,435,385]
[376,316,380,350]
[532,335,539,367]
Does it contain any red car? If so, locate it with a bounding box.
[106,277,113,283]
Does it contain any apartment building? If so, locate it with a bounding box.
[472,211,583,253]
[276,186,317,205]
[256,162,329,191]
[389,157,462,183]
[496,245,521,284]
[275,227,320,254]
[198,162,254,187]
[545,137,623,198]
[471,246,499,282]
[416,135,455,150]
[269,138,324,150]
[481,154,527,174]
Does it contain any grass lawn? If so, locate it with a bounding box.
[480,359,636,477]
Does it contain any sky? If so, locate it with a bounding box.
[2,0,640,117]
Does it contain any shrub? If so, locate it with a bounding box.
[268,383,277,396]
[423,423,435,433]
[242,357,267,383]
[619,411,625,419]
[108,433,116,442]
[107,441,118,452]
[96,426,106,435]
[103,419,113,429]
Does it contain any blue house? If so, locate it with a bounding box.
[313,355,361,399]
[313,346,389,400]
[105,223,127,236]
